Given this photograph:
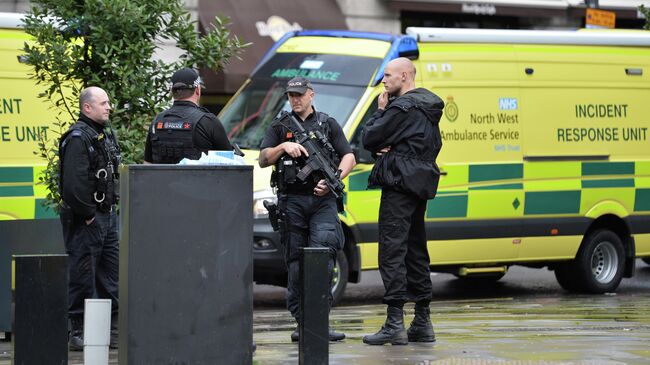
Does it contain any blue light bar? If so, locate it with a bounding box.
[250,30,420,85]
[296,29,395,42]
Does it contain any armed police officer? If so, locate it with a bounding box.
[259,77,356,342]
[362,58,444,346]
[144,67,231,164]
[59,86,121,350]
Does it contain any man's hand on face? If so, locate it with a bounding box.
[378,91,389,110]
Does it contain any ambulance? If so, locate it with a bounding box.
[0,12,64,333]
[219,27,650,303]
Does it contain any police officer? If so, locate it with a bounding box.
[144,67,231,164]
[59,86,121,350]
[259,77,356,342]
[362,58,444,345]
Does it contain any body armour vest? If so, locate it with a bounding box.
[149,104,205,164]
[59,121,121,210]
[272,112,339,194]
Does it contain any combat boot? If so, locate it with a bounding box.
[407,303,436,342]
[291,318,346,342]
[109,313,118,349]
[362,306,408,345]
[69,316,84,351]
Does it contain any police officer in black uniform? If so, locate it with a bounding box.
[144,67,231,164]
[259,77,356,342]
[59,86,121,350]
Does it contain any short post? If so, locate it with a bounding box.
[84,299,111,365]
[12,254,68,365]
[299,247,329,365]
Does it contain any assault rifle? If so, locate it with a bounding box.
[282,112,345,199]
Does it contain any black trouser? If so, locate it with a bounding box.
[60,207,119,318]
[378,188,432,306]
[280,193,344,319]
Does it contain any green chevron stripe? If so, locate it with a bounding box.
[635,189,650,212]
[348,171,371,191]
[0,186,34,197]
[582,162,634,176]
[35,199,58,219]
[524,191,580,215]
[427,195,468,218]
[0,167,33,183]
[582,179,635,188]
[469,163,522,183]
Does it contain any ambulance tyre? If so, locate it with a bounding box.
[331,250,348,306]
[573,229,625,293]
[643,258,650,266]
[554,263,580,292]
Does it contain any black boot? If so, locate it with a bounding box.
[362,306,408,345]
[69,316,84,351]
[291,326,346,342]
[407,304,436,343]
[109,313,118,349]
[291,326,299,342]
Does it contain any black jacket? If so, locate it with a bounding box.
[60,113,121,219]
[362,88,444,199]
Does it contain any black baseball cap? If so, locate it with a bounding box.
[285,77,313,94]
[171,67,204,90]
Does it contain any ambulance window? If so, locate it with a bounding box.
[220,80,366,149]
[350,98,378,163]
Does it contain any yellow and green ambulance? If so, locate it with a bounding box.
[219,27,650,303]
[0,12,62,333]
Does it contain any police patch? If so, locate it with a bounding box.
[158,121,192,130]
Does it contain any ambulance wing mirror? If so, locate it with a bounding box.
[352,144,374,164]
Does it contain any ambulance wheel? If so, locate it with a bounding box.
[643,258,650,266]
[573,229,625,293]
[554,263,579,291]
[331,250,348,306]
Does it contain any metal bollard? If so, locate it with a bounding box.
[12,254,68,365]
[299,247,329,365]
[84,299,111,365]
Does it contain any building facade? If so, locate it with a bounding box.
[3,0,648,107]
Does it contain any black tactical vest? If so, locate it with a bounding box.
[149,104,205,164]
[59,121,122,210]
[272,112,338,193]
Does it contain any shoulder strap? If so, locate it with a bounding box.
[316,112,333,139]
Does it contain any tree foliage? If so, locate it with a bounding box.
[23,0,248,209]
[640,5,650,30]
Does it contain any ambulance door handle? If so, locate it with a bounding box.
[625,68,642,76]
[440,170,448,176]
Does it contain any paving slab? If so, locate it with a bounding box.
[2,270,649,364]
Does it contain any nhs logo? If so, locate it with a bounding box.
[499,98,518,110]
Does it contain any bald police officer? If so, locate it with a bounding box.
[59,86,121,350]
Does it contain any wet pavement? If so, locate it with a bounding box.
[2,263,650,364]
[252,295,650,365]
